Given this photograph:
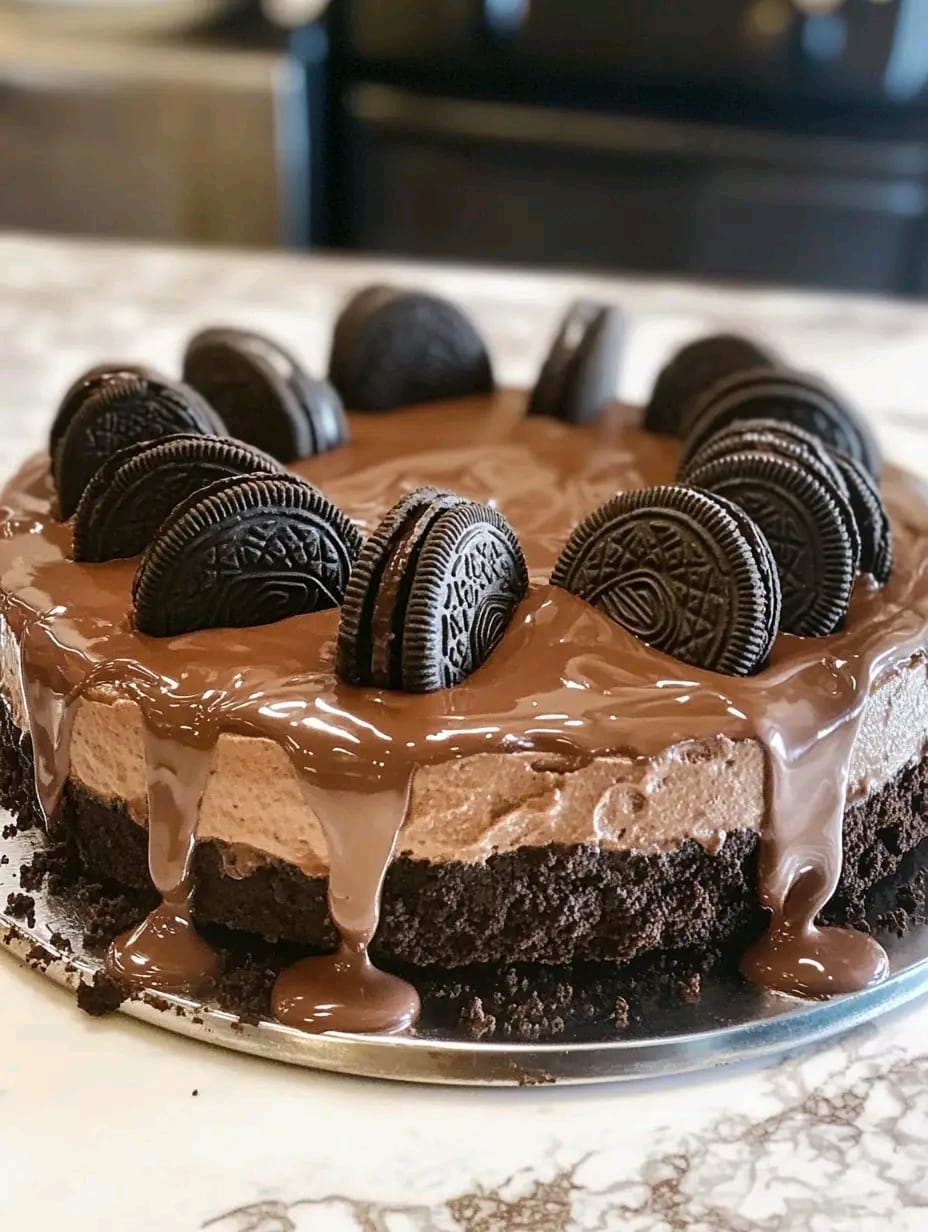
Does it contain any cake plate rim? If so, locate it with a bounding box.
[3,821,927,1087]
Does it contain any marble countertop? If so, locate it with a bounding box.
[1,232,928,1231]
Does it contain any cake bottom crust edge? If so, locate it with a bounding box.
[2,699,928,972]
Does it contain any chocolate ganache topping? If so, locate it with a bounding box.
[0,312,923,1035]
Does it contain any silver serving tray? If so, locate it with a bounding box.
[3,821,927,1086]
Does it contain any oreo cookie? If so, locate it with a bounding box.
[527,300,624,425]
[336,487,527,692]
[679,417,861,573]
[644,334,774,437]
[183,328,348,463]
[680,367,881,477]
[73,434,281,563]
[708,491,783,647]
[679,416,843,486]
[54,376,224,518]
[49,362,155,457]
[328,285,494,410]
[685,450,857,636]
[551,485,778,675]
[831,450,893,585]
[132,474,362,637]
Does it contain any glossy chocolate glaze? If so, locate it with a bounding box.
[0,392,925,1028]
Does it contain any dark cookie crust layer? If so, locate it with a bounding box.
[1,699,926,971]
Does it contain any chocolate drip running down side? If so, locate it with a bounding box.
[0,394,926,1031]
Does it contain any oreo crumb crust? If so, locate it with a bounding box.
[328,285,494,411]
[680,367,881,478]
[73,434,282,563]
[183,327,348,463]
[54,376,225,518]
[552,484,779,676]
[831,450,893,585]
[337,487,528,693]
[132,473,362,637]
[2,698,926,1040]
[527,299,624,426]
[644,334,775,437]
[686,449,857,636]
[49,362,155,458]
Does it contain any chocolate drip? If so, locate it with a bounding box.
[107,727,219,993]
[273,780,419,1033]
[19,660,76,823]
[0,394,925,1031]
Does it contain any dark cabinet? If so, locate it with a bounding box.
[315,1,928,293]
[341,84,928,293]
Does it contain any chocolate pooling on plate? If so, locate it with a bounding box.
[183,327,348,463]
[328,285,494,410]
[644,333,775,437]
[527,299,625,426]
[1,381,915,1031]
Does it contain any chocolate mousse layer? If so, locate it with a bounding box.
[3,697,928,971]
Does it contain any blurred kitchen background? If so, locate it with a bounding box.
[3,0,928,294]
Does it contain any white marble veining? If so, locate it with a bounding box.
[1,233,927,1231]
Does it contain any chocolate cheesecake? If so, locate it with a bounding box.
[2,290,927,1039]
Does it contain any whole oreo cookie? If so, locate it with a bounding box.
[527,300,624,425]
[679,417,861,573]
[685,450,856,636]
[54,376,224,518]
[183,328,348,463]
[328,285,494,411]
[551,485,778,675]
[49,362,157,458]
[132,474,363,637]
[831,450,893,585]
[73,434,281,563]
[336,487,527,692]
[680,367,881,477]
[644,334,775,437]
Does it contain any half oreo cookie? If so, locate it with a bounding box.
[679,417,861,574]
[73,434,282,563]
[54,375,225,518]
[644,334,775,437]
[831,449,893,585]
[680,367,881,478]
[183,327,348,463]
[685,450,857,636]
[49,362,156,458]
[551,485,779,676]
[527,300,625,425]
[328,285,494,411]
[133,474,363,637]
[679,416,845,488]
[336,486,527,692]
